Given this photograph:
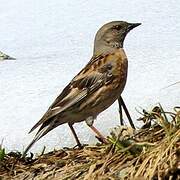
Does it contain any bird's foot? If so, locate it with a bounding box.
[72,143,88,149]
[95,136,109,144]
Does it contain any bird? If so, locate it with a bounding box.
[23,21,141,156]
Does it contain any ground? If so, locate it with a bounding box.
[0,106,179,180]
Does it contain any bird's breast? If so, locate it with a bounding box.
[106,48,128,89]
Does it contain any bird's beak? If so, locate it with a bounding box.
[127,23,141,31]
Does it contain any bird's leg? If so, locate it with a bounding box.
[118,98,124,126]
[118,96,135,129]
[68,123,82,148]
[86,117,108,143]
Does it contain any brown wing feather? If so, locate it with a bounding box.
[29,53,115,133]
[23,53,118,156]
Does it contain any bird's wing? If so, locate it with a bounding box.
[29,54,115,133]
[23,54,116,156]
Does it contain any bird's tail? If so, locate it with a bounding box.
[22,125,51,157]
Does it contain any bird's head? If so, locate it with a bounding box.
[94,21,141,54]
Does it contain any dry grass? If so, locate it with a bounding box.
[0,105,179,180]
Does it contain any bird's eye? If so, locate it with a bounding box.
[115,25,122,30]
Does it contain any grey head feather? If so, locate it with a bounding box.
[93,21,141,55]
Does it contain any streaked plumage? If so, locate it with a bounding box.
[23,21,141,155]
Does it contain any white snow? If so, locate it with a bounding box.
[0,0,179,153]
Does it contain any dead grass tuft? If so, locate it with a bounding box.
[0,105,179,179]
